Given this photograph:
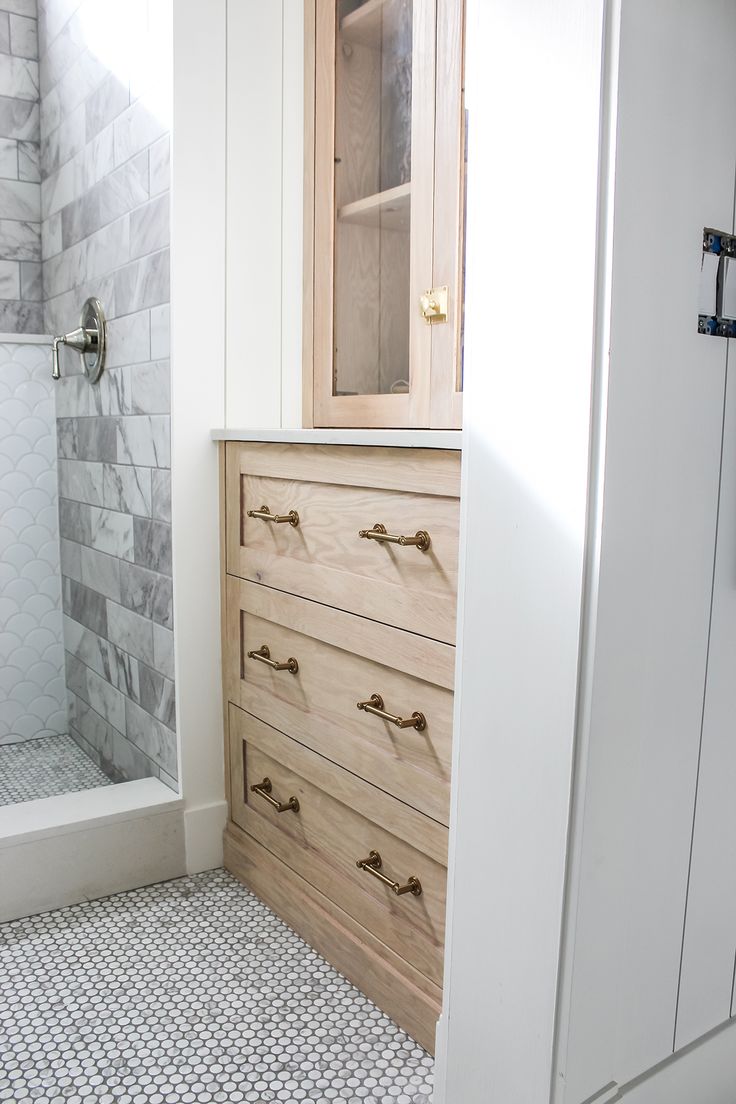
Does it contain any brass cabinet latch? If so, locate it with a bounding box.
[420,285,448,324]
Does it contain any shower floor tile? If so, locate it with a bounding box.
[0,869,434,1104]
[0,733,111,807]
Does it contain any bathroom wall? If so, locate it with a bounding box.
[0,339,66,745]
[38,0,175,787]
[0,0,42,334]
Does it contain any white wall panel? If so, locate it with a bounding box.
[558,2,736,1100]
[434,1,607,1101]
[676,349,736,1047]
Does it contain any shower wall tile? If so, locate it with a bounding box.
[124,698,175,778]
[138,663,175,731]
[40,0,173,786]
[0,0,41,332]
[150,469,170,523]
[149,303,169,359]
[18,138,39,180]
[0,93,38,139]
[0,13,10,54]
[63,615,140,699]
[0,136,18,176]
[19,257,40,297]
[132,517,171,576]
[0,217,40,259]
[106,600,154,668]
[119,561,172,630]
[0,341,66,745]
[0,297,40,329]
[62,575,107,635]
[79,545,121,603]
[10,14,39,60]
[129,194,168,260]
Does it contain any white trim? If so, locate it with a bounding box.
[225,0,284,429]
[281,0,305,429]
[552,0,622,1095]
[183,799,229,875]
[435,0,608,1100]
[171,0,228,873]
[211,427,462,449]
[0,333,52,344]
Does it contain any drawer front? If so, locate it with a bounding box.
[229,705,447,985]
[226,578,454,825]
[225,443,461,644]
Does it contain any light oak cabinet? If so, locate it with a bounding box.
[220,441,461,1051]
[306,0,466,429]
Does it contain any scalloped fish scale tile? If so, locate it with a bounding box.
[0,343,66,746]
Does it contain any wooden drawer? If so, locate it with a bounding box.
[228,704,447,985]
[225,443,461,644]
[225,577,454,825]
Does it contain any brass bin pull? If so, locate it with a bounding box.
[356,850,422,897]
[357,693,426,732]
[250,777,300,814]
[247,644,299,674]
[247,504,299,527]
[358,522,430,553]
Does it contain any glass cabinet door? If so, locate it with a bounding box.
[313,0,436,427]
[311,0,465,429]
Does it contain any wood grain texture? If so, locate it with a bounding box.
[220,443,232,789]
[303,0,316,427]
[225,441,461,497]
[225,576,454,823]
[229,484,459,644]
[429,0,464,429]
[223,826,442,1052]
[229,705,447,985]
[312,0,436,428]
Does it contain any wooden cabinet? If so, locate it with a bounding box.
[220,440,461,1051]
[306,0,466,429]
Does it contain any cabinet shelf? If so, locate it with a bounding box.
[340,0,404,49]
[337,183,411,231]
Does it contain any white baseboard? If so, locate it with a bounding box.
[183,798,228,873]
[0,779,186,922]
[619,1018,736,1104]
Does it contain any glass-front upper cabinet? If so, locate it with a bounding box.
[308,0,466,428]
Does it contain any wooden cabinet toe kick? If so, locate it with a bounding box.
[224,825,442,1054]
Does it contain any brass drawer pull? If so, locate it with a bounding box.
[358,522,431,553]
[247,504,300,527]
[357,693,426,732]
[247,644,299,674]
[356,850,422,897]
[250,776,300,814]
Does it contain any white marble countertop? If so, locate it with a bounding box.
[210,427,463,449]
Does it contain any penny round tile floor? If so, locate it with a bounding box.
[0,868,433,1103]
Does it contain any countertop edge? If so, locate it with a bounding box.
[210,428,463,449]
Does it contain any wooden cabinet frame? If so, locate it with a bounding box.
[303,0,465,429]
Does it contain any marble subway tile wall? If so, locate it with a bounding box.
[39,0,175,788]
[0,0,43,334]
